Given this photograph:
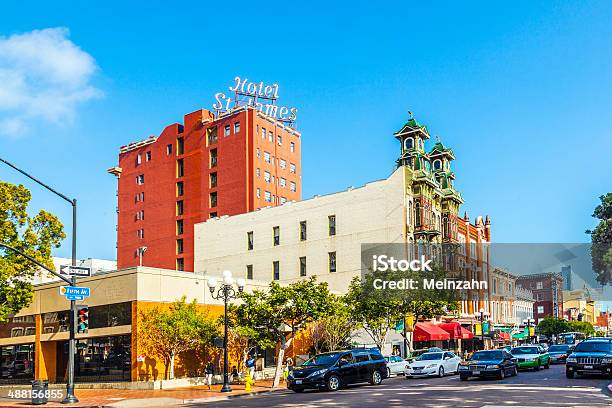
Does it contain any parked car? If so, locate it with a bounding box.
[405,351,461,378]
[510,346,550,370]
[458,350,518,380]
[384,355,407,377]
[547,344,571,364]
[566,339,612,378]
[287,348,386,392]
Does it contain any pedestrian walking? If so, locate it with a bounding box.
[245,354,256,381]
[205,361,214,390]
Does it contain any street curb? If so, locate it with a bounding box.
[183,387,287,404]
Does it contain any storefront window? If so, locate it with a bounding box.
[74,335,131,382]
[0,344,34,384]
[90,302,131,329]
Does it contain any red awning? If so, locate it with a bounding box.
[498,331,510,341]
[414,322,451,342]
[439,322,474,340]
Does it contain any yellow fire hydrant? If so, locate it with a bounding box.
[244,370,254,392]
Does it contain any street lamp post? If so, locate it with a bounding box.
[0,157,79,404]
[523,318,534,344]
[207,271,245,393]
[475,308,489,350]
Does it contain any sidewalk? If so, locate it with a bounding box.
[0,380,283,408]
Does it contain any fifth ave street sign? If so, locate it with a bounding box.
[60,265,91,277]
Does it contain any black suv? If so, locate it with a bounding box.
[287,348,387,392]
[566,339,612,378]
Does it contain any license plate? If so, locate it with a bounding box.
[295,379,302,384]
[473,370,480,375]
[584,365,593,369]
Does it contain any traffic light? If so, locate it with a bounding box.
[77,306,89,333]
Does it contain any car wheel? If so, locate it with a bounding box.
[498,368,505,380]
[438,366,444,378]
[460,374,469,381]
[512,366,518,376]
[534,361,540,371]
[544,360,550,369]
[566,370,574,379]
[387,367,392,378]
[326,375,341,391]
[370,370,383,385]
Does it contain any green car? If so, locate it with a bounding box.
[510,345,550,370]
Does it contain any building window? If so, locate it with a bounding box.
[273,261,280,280]
[207,127,218,145]
[290,181,296,192]
[210,212,217,218]
[176,258,184,271]
[329,251,337,273]
[277,135,282,145]
[234,122,240,133]
[268,131,273,142]
[256,148,260,158]
[247,231,254,250]
[141,210,144,220]
[210,172,217,188]
[167,144,172,155]
[300,256,307,277]
[136,154,142,165]
[404,138,413,150]
[177,138,184,155]
[433,159,442,170]
[329,215,336,236]
[176,200,184,215]
[264,191,271,202]
[224,125,230,136]
[537,306,544,314]
[280,177,286,188]
[264,151,271,163]
[280,159,286,169]
[256,168,260,177]
[273,226,280,246]
[210,148,217,168]
[176,181,184,197]
[261,127,266,139]
[536,281,543,290]
[246,264,253,280]
[177,159,184,177]
[210,192,218,208]
[290,142,295,152]
[299,221,307,241]
[176,239,184,254]
[176,219,184,235]
[280,196,287,204]
[264,171,271,183]
[290,163,296,174]
[256,188,261,198]
[146,151,152,161]
[136,174,144,185]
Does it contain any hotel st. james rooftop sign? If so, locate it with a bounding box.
[213,76,298,125]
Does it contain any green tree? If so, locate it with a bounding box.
[138,297,218,380]
[313,295,354,353]
[567,320,595,336]
[586,193,611,285]
[0,181,65,322]
[537,316,570,337]
[235,277,334,387]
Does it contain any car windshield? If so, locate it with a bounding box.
[511,347,539,355]
[417,353,442,361]
[302,353,340,367]
[574,342,612,353]
[471,351,503,361]
[548,345,569,352]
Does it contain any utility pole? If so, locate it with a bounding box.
[0,157,79,404]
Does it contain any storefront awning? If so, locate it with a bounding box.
[439,322,475,340]
[414,322,451,342]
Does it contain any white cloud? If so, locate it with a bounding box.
[0,27,102,137]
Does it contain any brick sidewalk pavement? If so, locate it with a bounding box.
[0,380,281,407]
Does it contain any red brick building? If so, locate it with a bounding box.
[516,273,564,323]
[108,106,301,272]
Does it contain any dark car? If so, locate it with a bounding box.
[547,344,571,364]
[566,339,612,378]
[458,350,518,381]
[287,348,386,392]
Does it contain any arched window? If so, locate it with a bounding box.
[443,216,449,238]
[415,202,421,227]
[433,159,442,170]
[404,138,414,150]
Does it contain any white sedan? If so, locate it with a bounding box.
[384,355,408,376]
[405,351,462,378]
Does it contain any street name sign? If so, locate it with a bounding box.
[60,265,91,277]
[59,286,91,301]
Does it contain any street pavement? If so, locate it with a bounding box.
[190,364,611,408]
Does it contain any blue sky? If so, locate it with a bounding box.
[0,1,610,261]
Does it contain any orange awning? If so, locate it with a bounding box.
[459,326,474,340]
[439,322,474,340]
[414,322,451,342]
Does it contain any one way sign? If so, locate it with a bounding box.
[60,265,91,277]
